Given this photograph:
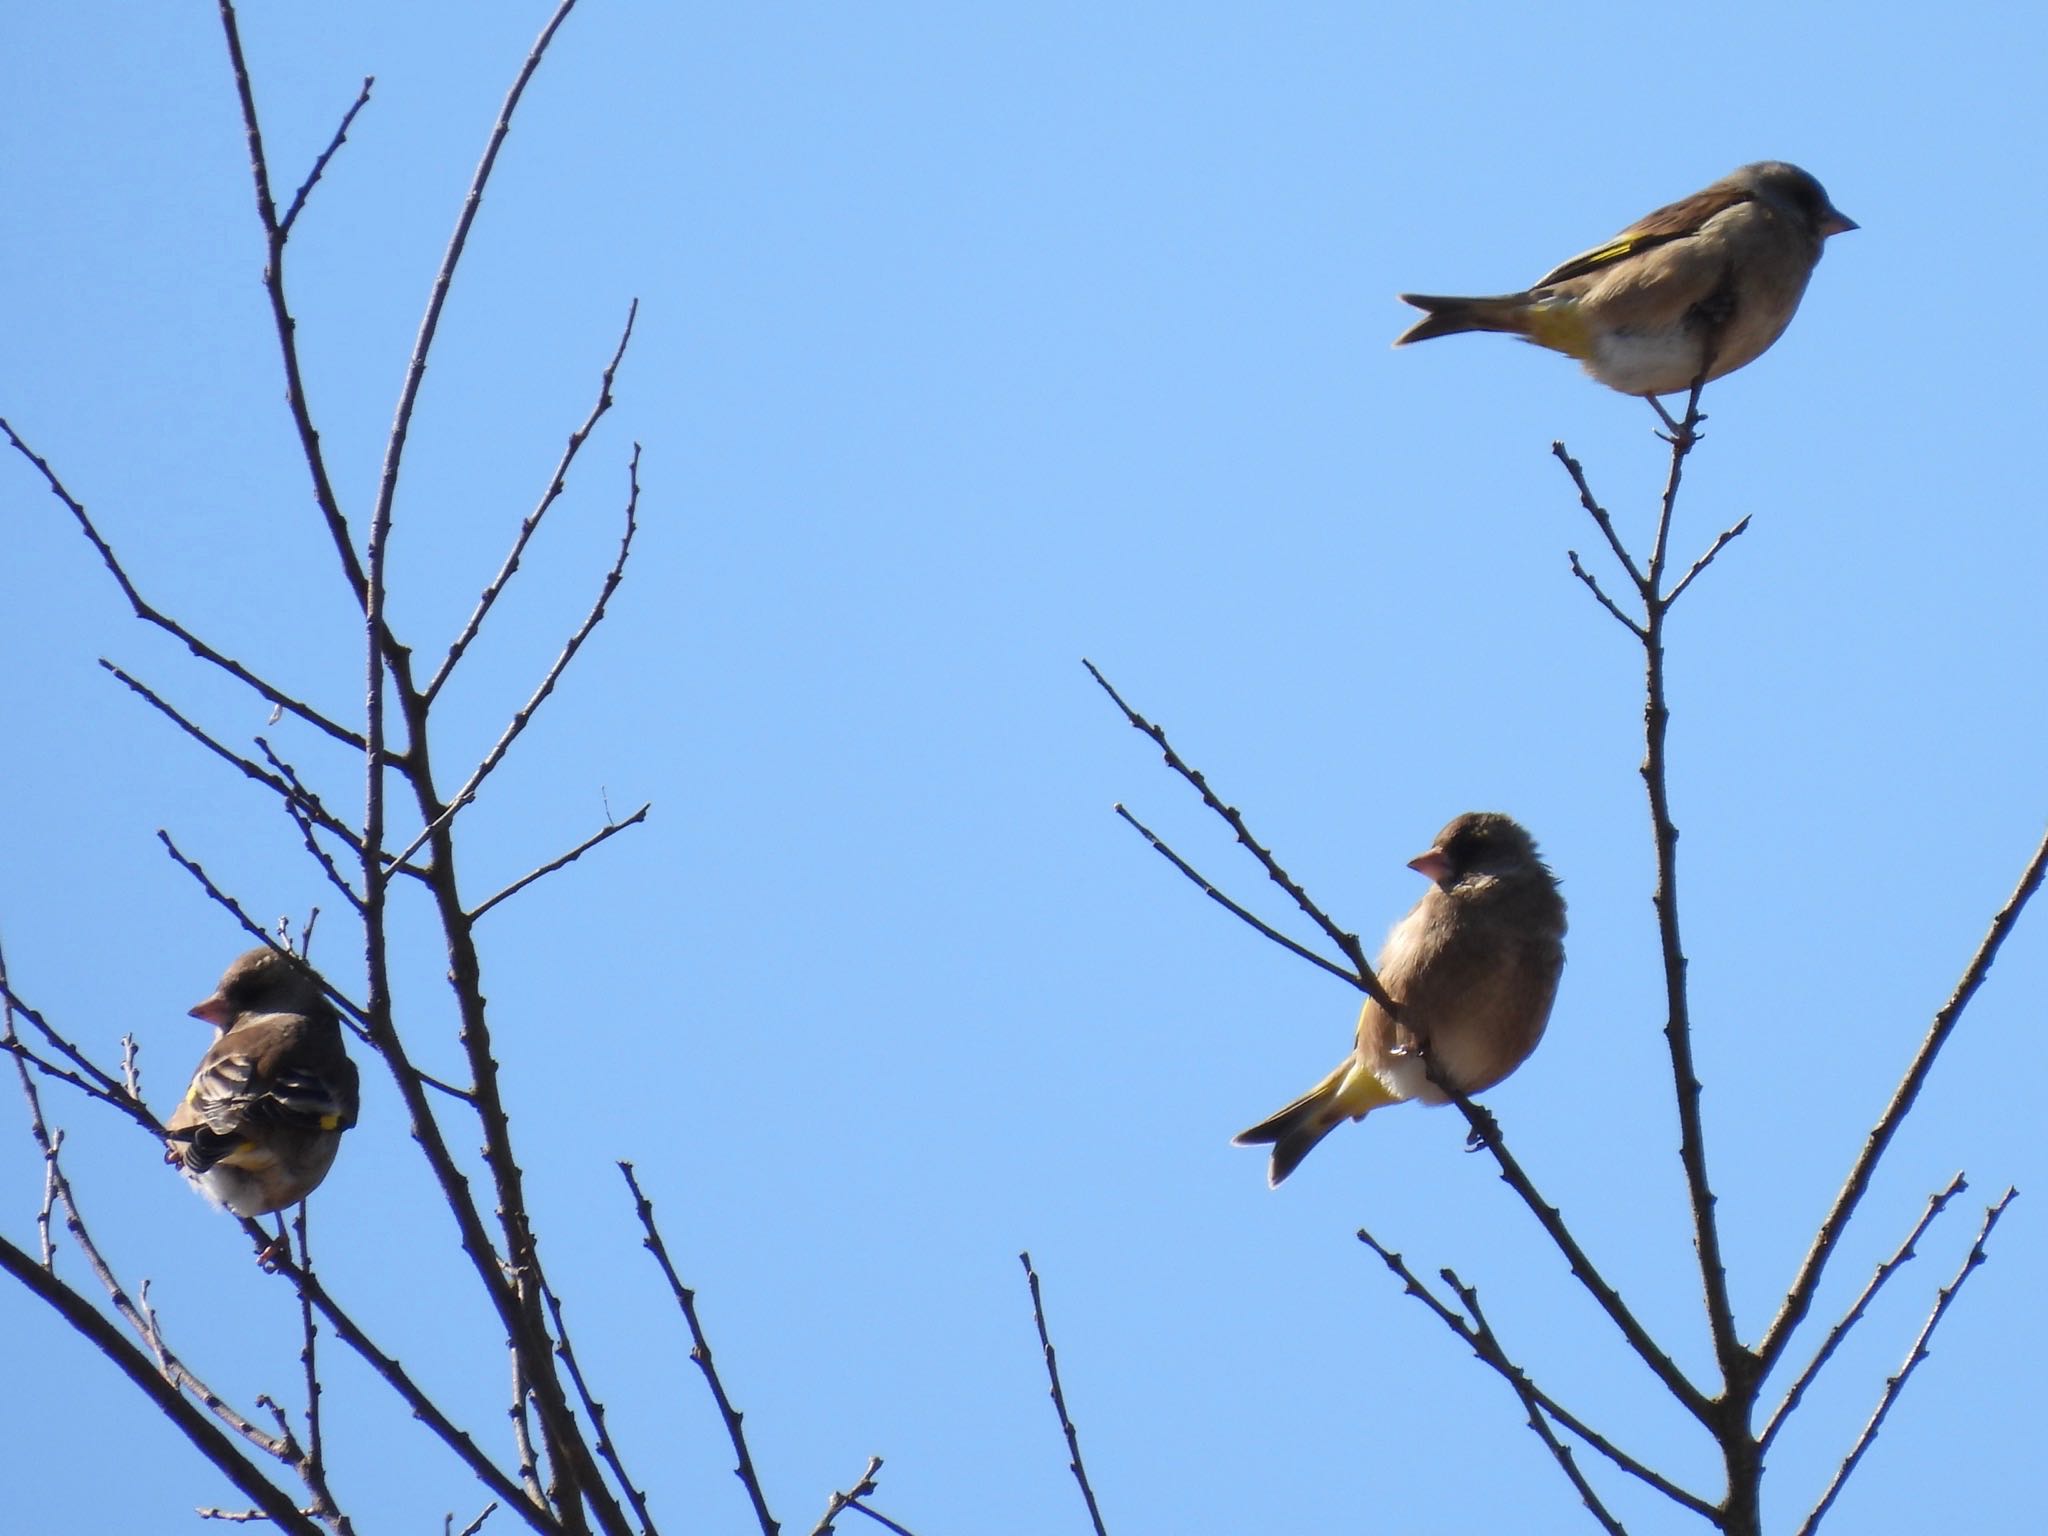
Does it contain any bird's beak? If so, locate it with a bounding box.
[1407,847,1452,884]
[189,993,233,1027]
[1821,210,1858,237]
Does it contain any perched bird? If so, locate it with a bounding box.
[1235,813,1566,1186]
[1395,162,1856,403]
[164,947,359,1218]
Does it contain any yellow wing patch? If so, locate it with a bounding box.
[1577,238,1637,268]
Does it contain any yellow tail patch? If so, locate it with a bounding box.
[1521,300,1592,361]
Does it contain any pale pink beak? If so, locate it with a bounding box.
[1821,209,1858,237]
[1407,847,1451,884]
[189,993,233,1027]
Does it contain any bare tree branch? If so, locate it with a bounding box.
[1448,1269,1629,1535]
[469,803,651,921]
[1421,1058,1713,1423]
[393,448,641,869]
[621,1162,779,1536]
[1109,803,1360,987]
[541,1281,657,1536]
[1354,1226,1713,1518]
[1019,1252,1111,1536]
[0,1232,321,1536]
[1,417,365,750]
[1084,659,1398,1018]
[279,78,374,238]
[1760,1173,1967,1451]
[1758,824,2048,1375]
[1793,1189,2018,1536]
[427,305,640,704]
[807,1456,882,1536]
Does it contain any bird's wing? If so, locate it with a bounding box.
[169,1014,356,1139]
[1531,184,1755,289]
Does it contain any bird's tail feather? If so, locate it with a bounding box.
[1234,1060,1396,1186]
[1393,293,1537,347]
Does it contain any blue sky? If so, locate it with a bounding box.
[5,3,2045,1532]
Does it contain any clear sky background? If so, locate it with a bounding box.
[5,4,2045,1533]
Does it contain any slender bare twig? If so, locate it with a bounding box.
[1665,516,1751,606]
[1549,443,1645,590]
[426,304,640,704]
[1760,1173,1967,1451]
[257,740,368,911]
[621,1163,778,1535]
[0,1231,321,1536]
[510,1352,547,1510]
[808,1457,883,1536]
[264,1253,565,1536]
[157,832,292,956]
[1448,1269,1629,1536]
[1758,825,2048,1375]
[541,1282,656,1535]
[278,79,374,237]
[0,1032,157,1128]
[103,662,374,853]
[292,1210,351,1532]
[470,802,651,921]
[1019,1252,1111,1536]
[1110,803,1360,988]
[391,449,641,870]
[2,417,368,748]
[1565,550,1645,638]
[1636,393,1745,1397]
[841,1504,918,1536]
[455,1504,502,1536]
[1559,389,1749,1445]
[1420,1058,1712,1422]
[1084,659,1398,1017]
[1794,1189,2018,1536]
[217,0,369,608]
[1353,1226,1713,1517]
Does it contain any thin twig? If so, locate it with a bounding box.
[1420,1059,1712,1422]
[1448,1269,1629,1535]
[0,1233,323,1535]
[1110,804,1359,988]
[1794,1189,2018,1536]
[1760,1173,1967,1451]
[218,0,370,608]
[1758,824,2048,1375]
[292,1210,351,1532]
[103,661,373,854]
[391,448,640,869]
[620,1162,778,1536]
[2,417,368,748]
[1550,442,1645,591]
[257,740,369,911]
[1354,1226,1713,1517]
[1083,659,1397,1017]
[842,1504,919,1536]
[1635,393,1745,1391]
[808,1457,883,1536]
[426,303,640,704]
[1019,1252,1111,1536]
[469,803,651,921]
[279,79,374,238]
[541,1281,656,1535]
[1664,516,1751,607]
[1566,551,1646,638]
[263,1253,564,1536]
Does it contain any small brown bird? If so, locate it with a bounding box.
[164,947,359,1218]
[1395,162,1856,401]
[1235,813,1566,1186]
